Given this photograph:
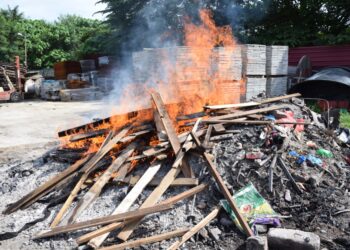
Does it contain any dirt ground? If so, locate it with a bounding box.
[0,100,110,148]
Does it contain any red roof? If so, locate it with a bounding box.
[289,44,350,69]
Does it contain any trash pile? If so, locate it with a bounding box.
[2,92,350,250]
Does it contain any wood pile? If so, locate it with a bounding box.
[0,61,26,89]
[3,92,330,249]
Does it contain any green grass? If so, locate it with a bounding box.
[306,101,322,114]
[340,109,350,128]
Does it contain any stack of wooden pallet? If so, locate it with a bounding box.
[241,44,267,101]
[266,46,289,97]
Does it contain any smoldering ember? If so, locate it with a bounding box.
[1,2,350,250]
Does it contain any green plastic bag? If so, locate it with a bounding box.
[316,148,333,158]
[221,183,277,233]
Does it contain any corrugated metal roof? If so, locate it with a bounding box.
[289,45,350,69]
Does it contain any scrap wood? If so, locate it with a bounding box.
[2,155,92,215]
[50,127,130,228]
[167,207,220,250]
[204,93,301,110]
[78,183,208,245]
[57,108,153,137]
[34,184,208,242]
[116,116,203,241]
[269,153,278,193]
[84,184,208,248]
[119,129,153,143]
[190,132,254,237]
[206,105,287,121]
[87,163,162,248]
[119,176,199,187]
[213,123,225,132]
[34,203,173,239]
[68,129,108,142]
[66,143,137,224]
[204,120,311,125]
[153,109,168,141]
[99,228,189,250]
[151,92,193,178]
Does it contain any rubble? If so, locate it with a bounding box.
[1,92,350,249]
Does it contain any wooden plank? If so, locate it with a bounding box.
[99,228,188,250]
[34,203,173,239]
[213,124,225,133]
[119,130,152,143]
[153,110,168,141]
[69,129,108,142]
[203,125,213,149]
[3,155,92,215]
[204,93,301,110]
[151,92,193,178]
[50,127,130,228]
[167,207,220,250]
[116,117,202,241]
[66,143,137,224]
[36,184,208,241]
[204,120,310,125]
[190,132,254,237]
[88,163,161,248]
[124,177,199,187]
[206,105,286,121]
[77,183,208,245]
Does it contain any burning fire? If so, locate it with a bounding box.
[61,9,241,156]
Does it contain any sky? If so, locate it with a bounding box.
[0,0,107,21]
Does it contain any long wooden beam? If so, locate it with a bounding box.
[99,228,189,250]
[151,92,193,178]
[204,93,301,110]
[204,120,310,125]
[205,105,286,121]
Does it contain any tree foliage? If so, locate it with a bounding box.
[99,0,350,50]
[0,6,110,69]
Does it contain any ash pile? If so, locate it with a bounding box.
[2,92,350,250]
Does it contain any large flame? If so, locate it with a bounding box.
[61,9,242,155]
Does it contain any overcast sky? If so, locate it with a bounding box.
[0,0,107,21]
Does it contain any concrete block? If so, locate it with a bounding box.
[246,236,268,250]
[268,228,320,250]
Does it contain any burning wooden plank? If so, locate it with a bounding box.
[151,92,193,178]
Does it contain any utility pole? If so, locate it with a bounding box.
[17,33,27,68]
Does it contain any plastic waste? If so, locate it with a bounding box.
[316,149,333,158]
[221,183,278,234]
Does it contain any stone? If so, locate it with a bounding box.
[285,189,292,202]
[268,228,320,250]
[246,236,268,250]
[220,217,233,227]
[209,227,222,241]
[255,224,268,233]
